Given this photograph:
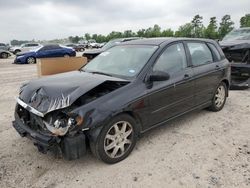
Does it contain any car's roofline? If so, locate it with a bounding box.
[118,37,218,46]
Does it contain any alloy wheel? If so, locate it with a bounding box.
[215,85,226,108]
[104,121,133,158]
[27,57,35,64]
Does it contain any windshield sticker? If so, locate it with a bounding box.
[129,69,135,73]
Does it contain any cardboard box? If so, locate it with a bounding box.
[37,57,87,77]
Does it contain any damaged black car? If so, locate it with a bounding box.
[220,27,250,89]
[13,38,230,164]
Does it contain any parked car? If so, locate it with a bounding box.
[65,43,85,52]
[9,43,42,54]
[0,43,10,51]
[13,38,230,163]
[14,44,76,64]
[87,39,100,48]
[0,50,11,58]
[82,37,142,61]
[220,27,250,89]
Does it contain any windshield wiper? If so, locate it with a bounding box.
[90,71,113,77]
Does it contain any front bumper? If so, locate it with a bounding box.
[230,63,250,89]
[13,112,86,160]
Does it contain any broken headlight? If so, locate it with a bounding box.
[44,113,83,136]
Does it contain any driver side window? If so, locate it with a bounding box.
[153,43,187,75]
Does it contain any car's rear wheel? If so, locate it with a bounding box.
[64,54,70,57]
[1,52,8,59]
[26,56,36,64]
[90,114,138,164]
[209,82,227,111]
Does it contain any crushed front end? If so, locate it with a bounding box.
[13,99,87,160]
[220,43,250,89]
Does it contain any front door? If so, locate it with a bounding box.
[147,42,195,127]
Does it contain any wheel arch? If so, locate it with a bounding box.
[221,79,229,97]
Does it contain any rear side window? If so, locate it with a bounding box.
[153,43,187,75]
[207,43,221,61]
[187,42,213,66]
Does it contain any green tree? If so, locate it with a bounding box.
[240,14,250,27]
[161,28,174,37]
[218,15,234,39]
[84,33,91,40]
[191,14,204,38]
[137,29,146,37]
[175,23,193,37]
[204,17,218,39]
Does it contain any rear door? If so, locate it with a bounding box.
[185,41,224,106]
[146,42,195,127]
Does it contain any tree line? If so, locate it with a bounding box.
[11,14,250,45]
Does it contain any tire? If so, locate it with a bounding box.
[14,50,21,54]
[90,114,138,164]
[80,48,84,52]
[64,54,70,57]
[208,82,227,112]
[26,56,36,64]
[1,52,8,59]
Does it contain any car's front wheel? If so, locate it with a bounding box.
[209,82,227,111]
[0,52,9,59]
[26,56,36,64]
[90,114,138,164]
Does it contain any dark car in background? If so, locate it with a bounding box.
[220,27,250,88]
[14,44,76,64]
[65,43,85,52]
[82,37,142,61]
[13,38,230,164]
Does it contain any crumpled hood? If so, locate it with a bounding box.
[19,71,126,114]
[220,40,250,48]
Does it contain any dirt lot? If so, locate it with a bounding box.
[0,57,250,188]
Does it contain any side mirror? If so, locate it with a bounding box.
[148,71,170,82]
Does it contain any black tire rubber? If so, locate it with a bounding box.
[14,50,21,54]
[208,82,227,112]
[90,114,139,164]
[1,52,8,59]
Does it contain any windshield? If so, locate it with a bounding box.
[101,40,122,51]
[82,45,158,78]
[223,29,250,41]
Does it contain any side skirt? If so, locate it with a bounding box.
[140,101,212,134]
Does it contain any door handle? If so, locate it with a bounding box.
[183,74,190,80]
[215,65,220,70]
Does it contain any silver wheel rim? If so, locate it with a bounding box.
[104,121,133,159]
[64,54,69,57]
[27,57,35,64]
[215,85,226,108]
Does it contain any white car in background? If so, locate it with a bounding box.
[9,43,42,54]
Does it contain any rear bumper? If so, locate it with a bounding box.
[12,112,86,160]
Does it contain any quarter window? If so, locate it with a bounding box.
[153,43,187,75]
[187,42,213,66]
[207,43,221,61]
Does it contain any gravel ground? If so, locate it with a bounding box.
[0,57,250,188]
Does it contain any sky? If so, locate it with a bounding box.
[0,0,249,43]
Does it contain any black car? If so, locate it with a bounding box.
[220,27,250,88]
[13,38,230,164]
[82,37,142,61]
